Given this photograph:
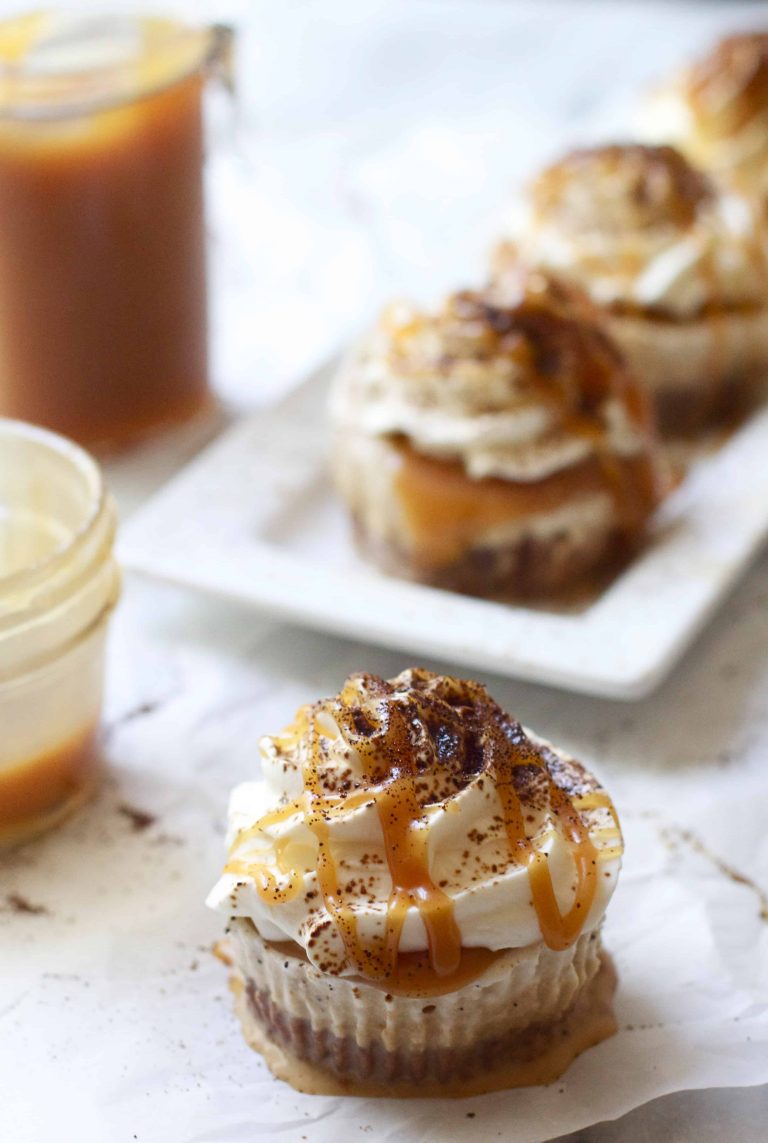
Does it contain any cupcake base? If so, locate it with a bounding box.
[223,921,618,1097]
[333,432,654,599]
[352,512,633,599]
[232,958,617,1097]
[607,307,768,435]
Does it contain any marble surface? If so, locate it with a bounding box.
[3,2,768,1140]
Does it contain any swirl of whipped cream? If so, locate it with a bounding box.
[207,670,623,980]
[641,34,768,192]
[504,143,768,317]
[330,270,652,482]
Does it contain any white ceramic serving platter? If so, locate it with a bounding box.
[119,358,768,700]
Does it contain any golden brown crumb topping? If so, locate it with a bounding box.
[530,143,714,232]
[383,270,648,428]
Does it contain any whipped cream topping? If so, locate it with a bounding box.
[640,34,768,194]
[331,275,653,482]
[503,144,768,318]
[207,670,623,980]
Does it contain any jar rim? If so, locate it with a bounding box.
[0,417,107,595]
[0,13,217,121]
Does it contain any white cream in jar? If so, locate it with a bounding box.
[0,419,120,847]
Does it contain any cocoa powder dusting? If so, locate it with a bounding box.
[6,893,49,916]
[118,804,156,832]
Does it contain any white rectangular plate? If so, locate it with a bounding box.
[119,359,768,700]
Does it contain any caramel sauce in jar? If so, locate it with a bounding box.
[0,15,219,449]
[0,725,101,848]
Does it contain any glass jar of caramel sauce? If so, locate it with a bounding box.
[0,13,225,449]
[0,418,120,848]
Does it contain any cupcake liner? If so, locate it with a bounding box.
[352,503,627,597]
[228,919,610,1093]
[607,308,768,433]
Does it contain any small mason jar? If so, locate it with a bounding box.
[0,419,120,849]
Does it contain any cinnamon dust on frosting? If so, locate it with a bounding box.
[208,670,623,985]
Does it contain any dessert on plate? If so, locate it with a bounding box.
[207,668,624,1096]
[329,268,667,597]
[639,32,768,197]
[495,142,768,432]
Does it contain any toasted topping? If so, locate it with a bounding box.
[640,32,768,195]
[530,144,714,233]
[504,141,768,317]
[380,271,646,430]
[304,668,599,806]
[687,33,768,140]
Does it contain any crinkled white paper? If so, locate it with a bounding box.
[2,567,768,1143]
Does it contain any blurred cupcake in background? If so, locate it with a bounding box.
[330,267,668,598]
[495,143,768,432]
[639,32,768,198]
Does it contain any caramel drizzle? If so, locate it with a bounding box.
[373,774,462,977]
[226,683,622,982]
[460,284,664,528]
[298,708,463,979]
[225,803,307,904]
[518,785,599,952]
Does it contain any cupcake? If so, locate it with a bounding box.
[329,270,667,597]
[640,33,768,197]
[207,668,624,1096]
[495,143,768,433]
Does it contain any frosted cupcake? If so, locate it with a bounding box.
[495,143,768,432]
[207,668,624,1096]
[329,269,667,597]
[640,32,768,197]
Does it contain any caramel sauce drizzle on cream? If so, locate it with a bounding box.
[405,277,666,538]
[225,671,621,984]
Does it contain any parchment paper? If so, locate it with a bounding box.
[2,574,768,1143]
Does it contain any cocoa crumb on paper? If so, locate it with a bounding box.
[118,804,156,832]
[109,697,166,732]
[661,825,768,921]
[5,893,49,916]
[151,832,184,847]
